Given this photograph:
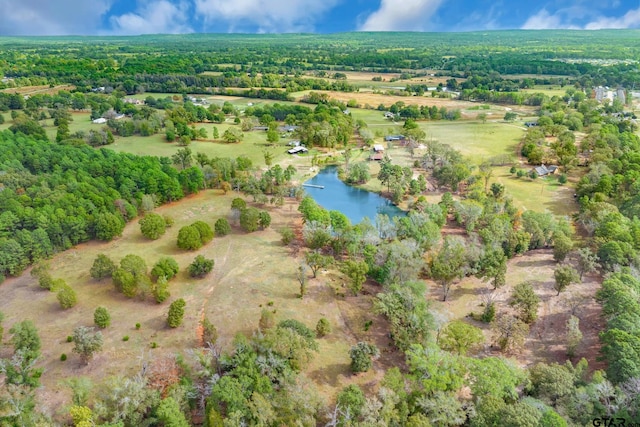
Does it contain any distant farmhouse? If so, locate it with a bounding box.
[384,134,406,142]
[532,164,558,177]
[287,146,308,155]
[370,144,385,161]
[594,86,626,104]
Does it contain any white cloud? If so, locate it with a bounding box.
[522,9,565,30]
[523,5,640,30]
[0,0,112,35]
[584,7,640,29]
[359,0,444,31]
[110,1,193,35]
[193,0,340,32]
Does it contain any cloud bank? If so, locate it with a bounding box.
[193,0,341,32]
[359,0,445,31]
[110,0,193,35]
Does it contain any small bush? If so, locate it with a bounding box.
[67,335,73,343]
[558,174,568,184]
[153,276,171,303]
[57,284,78,309]
[150,342,158,349]
[214,218,231,236]
[167,299,186,328]
[280,227,295,245]
[122,335,129,342]
[60,354,67,361]
[139,212,167,240]
[316,318,332,337]
[150,257,179,282]
[163,215,175,227]
[94,307,111,328]
[364,320,373,331]
[188,255,214,278]
[135,323,141,330]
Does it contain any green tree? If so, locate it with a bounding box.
[94,307,110,328]
[239,207,260,232]
[566,315,582,358]
[305,251,332,278]
[341,260,369,296]
[574,247,598,280]
[349,342,379,373]
[438,320,484,356]
[177,225,202,250]
[112,268,137,298]
[258,210,271,229]
[171,147,192,170]
[150,257,179,282]
[279,227,295,245]
[192,221,214,244]
[315,318,331,337]
[478,248,507,289]
[552,232,573,262]
[57,284,78,309]
[138,213,166,240]
[72,326,103,365]
[167,299,186,328]
[336,384,366,421]
[188,255,214,278]
[510,281,540,324]
[214,218,231,236]
[554,265,579,296]
[297,263,308,298]
[94,212,125,241]
[156,397,189,427]
[504,111,517,121]
[153,276,170,303]
[9,321,41,363]
[429,236,467,301]
[90,254,116,280]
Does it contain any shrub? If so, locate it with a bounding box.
[280,227,295,245]
[153,276,171,303]
[67,335,73,343]
[150,257,180,282]
[316,318,332,337]
[258,210,271,229]
[151,342,158,349]
[122,335,129,342]
[193,221,214,244]
[167,299,186,328]
[135,323,141,330]
[60,353,67,361]
[240,207,260,232]
[57,284,78,309]
[201,317,218,346]
[558,174,568,184]
[188,255,214,278]
[112,268,137,298]
[139,213,167,240]
[214,218,231,236]
[259,308,276,330]
[177,225,202,250]
[163,215,175,227]
[349,342,380,373]
[90,254,116,280]
[94,307,111,328]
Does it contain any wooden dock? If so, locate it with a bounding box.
[302,184,325,189]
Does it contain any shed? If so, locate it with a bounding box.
[373,144,385,152]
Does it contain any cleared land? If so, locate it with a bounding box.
[0,192,396,415]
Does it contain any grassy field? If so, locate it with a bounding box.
[0,192,393,415]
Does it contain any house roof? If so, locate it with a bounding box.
[287,146,308,154]
[373,144,385,152]
[384,134,405,141]
[370,152,384,161]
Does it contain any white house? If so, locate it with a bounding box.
[92,118,107,124]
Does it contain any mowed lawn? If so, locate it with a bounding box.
[0,191,385,412]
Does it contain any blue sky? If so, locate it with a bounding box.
[0,0,639,35]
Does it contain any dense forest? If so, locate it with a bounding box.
[2,31,640,95]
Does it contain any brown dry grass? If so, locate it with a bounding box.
[0,190,401,419]
[427,249,604,372]
[0,84,75,96]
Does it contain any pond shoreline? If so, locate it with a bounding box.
[302,165,406,224]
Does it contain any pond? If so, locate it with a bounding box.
[303,166,406,224]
